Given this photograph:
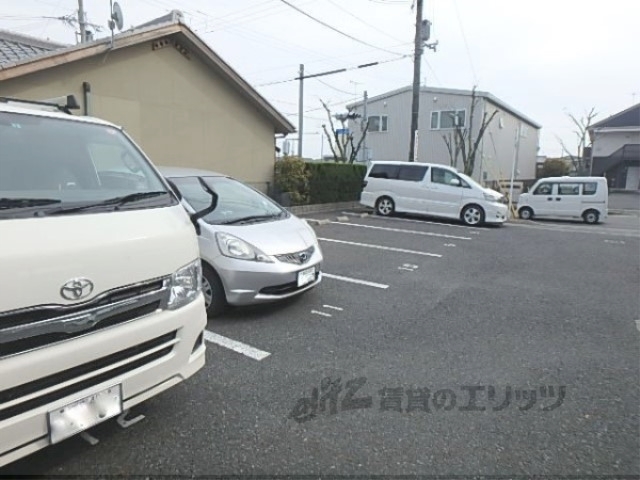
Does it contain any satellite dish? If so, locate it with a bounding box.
[111,2,124,31]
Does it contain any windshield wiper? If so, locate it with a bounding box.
[219,213,283,225]
[38,191,169,216]
[0,198,62,210]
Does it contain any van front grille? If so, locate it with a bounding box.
[0,278,168,358]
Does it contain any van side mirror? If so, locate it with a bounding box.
[190,177,218,235]
[449,178,461,187]
[165,178,182,201]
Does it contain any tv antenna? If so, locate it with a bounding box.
[108,1,124,47]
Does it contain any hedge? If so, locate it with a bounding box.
[306,162,367,204]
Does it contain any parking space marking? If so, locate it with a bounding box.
[323,273,389,289]
[636,320,640,332]
[323,305,344,311]
[340,211,481,232]
[328,221,472,241]
[604,239,626,245]
[318,238,442,258]
[398,266,415,271]
[311,310,332,317]
[443,243,456,247]
[509,222,640,238]
[203,330,271,361]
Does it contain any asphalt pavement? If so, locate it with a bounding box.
[2,211,639,478]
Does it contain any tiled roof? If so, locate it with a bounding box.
[0,30,67,67]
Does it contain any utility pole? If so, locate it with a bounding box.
[361,90,368,163]
[297,64,304,158]
[408,0,423,162]
[508,123,522,218]
[78,0,87,43]
[408,1,437,162]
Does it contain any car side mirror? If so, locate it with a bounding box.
[190,177,218,235]
[449,178,461,187]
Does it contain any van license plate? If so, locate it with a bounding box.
[48,385,122,444]
[297,267,316,287]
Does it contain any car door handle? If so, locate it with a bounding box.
[555,198,561,201]
[547,197,553,201]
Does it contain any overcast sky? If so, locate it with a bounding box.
[2,0,639,159]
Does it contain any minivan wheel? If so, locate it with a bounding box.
[376,197,395,216]
[519,207,534,220]
[461,204,485,226]
[202,263,227,317]
[583,210,599,225]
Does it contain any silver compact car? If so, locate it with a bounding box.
[160,167,323,317]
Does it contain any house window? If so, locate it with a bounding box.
[430,110,466,129]
[367,115,388,132]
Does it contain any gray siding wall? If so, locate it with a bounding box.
[349,90,539,182]
[480,100,540,182]
[592,130,640,157]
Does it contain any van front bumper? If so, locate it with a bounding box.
[0,296,206,468]
[484,203,509,224]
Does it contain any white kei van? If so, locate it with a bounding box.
[0,96,207,466]
[517,176,609,224]
[360,161,509,226]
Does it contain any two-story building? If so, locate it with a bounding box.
[589,103,640,190]
[347,86,541,185]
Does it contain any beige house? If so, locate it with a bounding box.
[0,11,294,192]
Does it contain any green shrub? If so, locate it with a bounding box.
[274,156,310,205]
[306,163,367,204]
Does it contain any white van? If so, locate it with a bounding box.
[0,96,207,466]
[360,161,508,226]
[517,176,608,224]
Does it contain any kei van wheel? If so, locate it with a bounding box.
[461,204,485,226]
[202,263,227,317]
[375,197,395,216]
[583,210,599,225]
[518,207,534,220]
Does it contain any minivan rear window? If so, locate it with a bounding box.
[583,182,598,195]
[398,165,428,182]
[368,164,400,179]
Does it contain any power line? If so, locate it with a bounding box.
[324,0,407,44]
[452,0,478,85]
[255,55,409,87]
[313,78,355,95]
[277,0,407,57]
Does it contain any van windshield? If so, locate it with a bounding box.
[0,111,175,219]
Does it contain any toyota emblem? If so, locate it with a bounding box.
[60,278,94,301]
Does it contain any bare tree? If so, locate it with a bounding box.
[442,87,499,176]
[556,107,598,175]
[321,100,369,163]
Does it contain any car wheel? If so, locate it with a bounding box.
[376,197,395,216]
[461,204,485,226]
[519,207,534,220]
[583,210,599,225]
[202,263,226,317]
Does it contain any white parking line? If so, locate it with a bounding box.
[636,320,640,332]
[323,273,389,289]
[341,211,481,231]
[510,222,640,238]
[398,267,415,271]
[203,330,271,361]
[604,239,626,244]
[328,221,472,241]
[311,310,332,317]
[318,238,442,258]
[323,305,344,311]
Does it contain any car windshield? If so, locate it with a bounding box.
[169,175,285,225]
[0,111,173,219]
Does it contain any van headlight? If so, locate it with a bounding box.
[216,232,273,263]
[167,259,202,310]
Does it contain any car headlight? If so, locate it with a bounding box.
[216,232,273,263]
[167,259,202,310]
